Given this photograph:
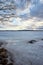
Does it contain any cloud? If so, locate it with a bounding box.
[14,0,31,9]
[0,17,43,30]
[0,0,43,30]
[30,0,43,18]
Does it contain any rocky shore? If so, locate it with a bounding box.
[0,41,14,65]
[0,37,43,65]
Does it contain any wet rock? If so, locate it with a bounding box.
[0,48,14,65]
[1,58,8,65]
[7,62,13,65]
[0,41,7,47]
[41,39,43,40]
[0,51,8,58]
[0,42,3,47]
[28,40,37,44]
[0,64,2,65]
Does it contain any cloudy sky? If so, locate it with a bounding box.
[0,0,43,30]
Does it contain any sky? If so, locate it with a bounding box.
[0,0,43,30]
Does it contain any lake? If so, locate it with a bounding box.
[0,31,43,65]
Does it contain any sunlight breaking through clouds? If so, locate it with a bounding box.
[0,0,43,30]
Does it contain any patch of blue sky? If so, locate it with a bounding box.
[14,0,26,9]
[12,18,21,26]
[30,0,43,17]
[19,13,30,20]
[31,0,40,5]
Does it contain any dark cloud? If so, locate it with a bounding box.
[0,0,43,20]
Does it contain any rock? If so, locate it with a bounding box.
[1,58,8,65]
[0,48,7,53]
[41,39,43,40]
[7,62,13,65]
[0,51,8,58]
[0,64,2,65]
[0,42,3,47]
[0,48,14,65]
[0,41,7,47]
[28,40,37,44]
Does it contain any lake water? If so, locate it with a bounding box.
[0,31,43,65]
[0,31,43,40]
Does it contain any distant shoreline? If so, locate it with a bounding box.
[0,30,43,32]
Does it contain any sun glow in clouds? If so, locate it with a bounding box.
[0,0,43,30]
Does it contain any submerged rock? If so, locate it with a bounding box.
[28,40,37,44]
[41,39,43,40]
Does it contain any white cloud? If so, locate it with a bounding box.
[0,0,43,30]
[40,0,43,3]
[0,17,43,30]
[30,0,43,18]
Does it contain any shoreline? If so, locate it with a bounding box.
[0,30,43,32]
